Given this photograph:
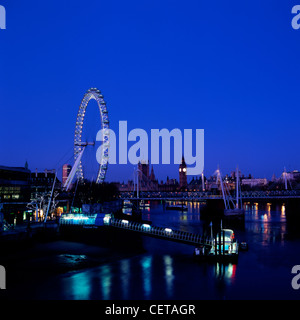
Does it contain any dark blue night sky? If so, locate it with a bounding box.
[1,0,300,182]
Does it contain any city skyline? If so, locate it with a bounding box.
[1,1,300,183]
[13,158,297,188]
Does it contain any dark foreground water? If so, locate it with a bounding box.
[2,201,300,300]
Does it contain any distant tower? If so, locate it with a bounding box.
[179,156,187,188]
[63,164,72,186]
[150,165,156,181]
[138,160,149,181]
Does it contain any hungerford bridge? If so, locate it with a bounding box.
[120,190,300,201]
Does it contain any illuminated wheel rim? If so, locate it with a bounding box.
[74,88,109,183]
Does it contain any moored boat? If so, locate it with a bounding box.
[166,204,188,211]
[194,228,239,262]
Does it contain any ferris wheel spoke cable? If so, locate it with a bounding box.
[52,145,74,174]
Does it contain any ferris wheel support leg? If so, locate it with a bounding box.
[64,148,86,191]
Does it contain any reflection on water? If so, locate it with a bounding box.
[120,259,130,300]
[244,203,286,222]
[243,203,287,246]
[214,263,237,283]
[281,204,286,217]
[163,255,174,298]
[69,272,91,300]
[163,201,202,222]
[54,200,300,300]
[66,264,113,300]
[141,256,152,299]
[100,265,112,300]
[145,201,202,234]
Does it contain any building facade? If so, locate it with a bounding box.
[137,161,158,191]
[62,164,72,186]
[241,178,268,188]
[0,165,31,223]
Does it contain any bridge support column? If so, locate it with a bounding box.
[201,199,224,220]
[285,199,300,233]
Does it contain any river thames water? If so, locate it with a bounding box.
[3,201,300,300]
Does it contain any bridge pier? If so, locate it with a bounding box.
[285,199,300,234]
[201,199,224,219]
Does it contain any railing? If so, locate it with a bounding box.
[108,218,213,247]
[120,190,300,200]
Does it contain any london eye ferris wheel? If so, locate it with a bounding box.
[72,88,109,185]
